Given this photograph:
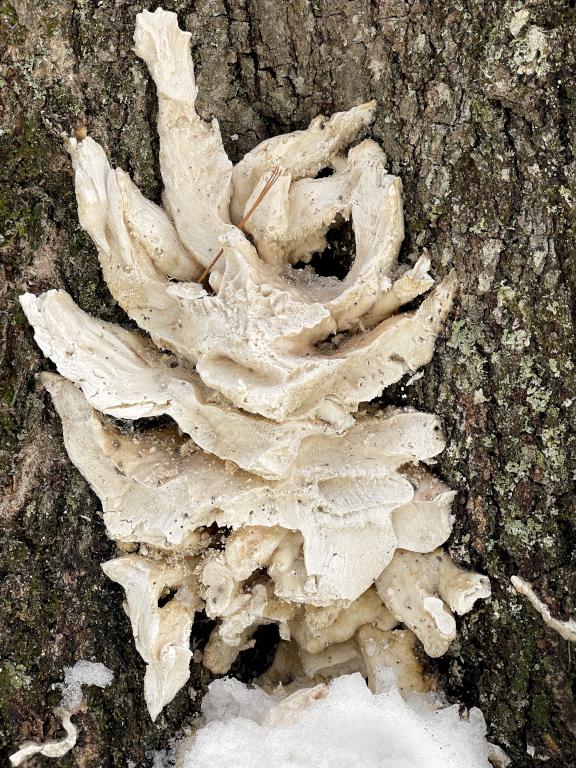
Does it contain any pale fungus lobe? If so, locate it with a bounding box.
[21,7,490,719]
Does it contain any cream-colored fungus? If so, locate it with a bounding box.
[21,7,490,722]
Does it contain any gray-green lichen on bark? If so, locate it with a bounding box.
[0,1,575,766]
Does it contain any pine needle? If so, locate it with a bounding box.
[196,166,283,284]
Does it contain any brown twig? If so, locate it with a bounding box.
[196,166,283,284]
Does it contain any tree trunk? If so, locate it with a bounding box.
[1,1,575,765]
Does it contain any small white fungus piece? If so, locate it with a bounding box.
[9,661,114,767]
[511,575,576,642]
[9,710,77,767]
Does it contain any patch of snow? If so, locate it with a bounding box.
[61,660,114,712]
[176,674,492,768]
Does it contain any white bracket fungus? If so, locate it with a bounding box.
[102,555,201,721]
[21,7,490,719]
[376,550,491,657]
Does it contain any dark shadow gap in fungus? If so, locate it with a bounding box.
[293,216,356,280]
[229,623,281,683]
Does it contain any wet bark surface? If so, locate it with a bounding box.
[1,1,575,765]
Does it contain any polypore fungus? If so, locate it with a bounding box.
[21,7,490,719]
[102,555,201,720]
[376,550,491,657]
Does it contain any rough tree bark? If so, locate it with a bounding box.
[1,1,575,766]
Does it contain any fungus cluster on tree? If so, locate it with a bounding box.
[17,8,496,766]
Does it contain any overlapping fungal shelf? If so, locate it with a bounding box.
[21,8,490,721]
